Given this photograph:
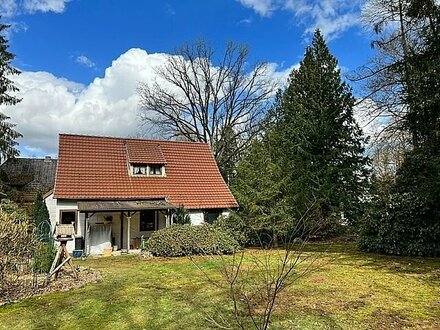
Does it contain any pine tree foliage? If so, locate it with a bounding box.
[232,107,291,244]
[280,30,369,228]
[33,192,51,243]
[233,31,369,240]
[0,20,22,163]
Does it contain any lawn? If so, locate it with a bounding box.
[0,243,439,329]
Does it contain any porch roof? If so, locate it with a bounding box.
[77,200,175,212]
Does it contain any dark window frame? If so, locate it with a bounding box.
[149,165,163,176]
[59,209,78,227]
[140,210,156,231]
[205,209,222,224]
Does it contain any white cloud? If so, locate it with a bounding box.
[238,0,362,40]
[1,48,293,157]
[0,0,69,17]
[23,0,69,13]
[165,4,176,16]
[238,17,253,25]
[1,49,169,156]
[75,55,96,68]
[238,0,276,17]
[264,62,298,87]
[353,99,388,148]
[0,0,18,17]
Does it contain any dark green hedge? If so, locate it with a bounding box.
[146,224,239,257]
[358,146,440,257]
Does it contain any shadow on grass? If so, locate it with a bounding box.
[297,242,440,279]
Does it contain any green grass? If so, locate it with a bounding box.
[0,243,439,329]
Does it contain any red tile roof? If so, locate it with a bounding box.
[53,134,238,210]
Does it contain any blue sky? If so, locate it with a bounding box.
[0,0,374,157]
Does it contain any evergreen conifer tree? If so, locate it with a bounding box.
[0,20,22,163]
[280,30,369,231]
[33,192,51,242]
[232,107,291,245]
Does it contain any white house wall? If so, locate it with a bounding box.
[45,192,57,232]
[189,211,204,225]
[222,210,231,217]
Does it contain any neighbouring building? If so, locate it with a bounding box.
[45,134,238,255]
[0,156,57,203]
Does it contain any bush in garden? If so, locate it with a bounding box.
[33,242,56,273]
[359,146,440,257]
[0,200,36,288]
[147,224,239,257]
[213,213,251,247]
[173,205,191,225]
[32,192,56,273]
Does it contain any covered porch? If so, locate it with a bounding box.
[77,200,174,255]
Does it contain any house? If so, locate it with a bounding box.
[45,134,238,255]
[0,156,57,203]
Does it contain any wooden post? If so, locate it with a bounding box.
[166,209,172,227]
[85,216,90,256]
[120,212,124,250]
[127,215,131,251]
[84,212,88,256]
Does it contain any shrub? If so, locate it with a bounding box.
[33,242,56,273]
[147,224,239,257]
[213,213,251,247]
[173,205,191,225]
[0,200,36,288]
[359,146,440,257]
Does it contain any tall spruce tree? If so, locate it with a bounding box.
[280,30,369,231]
[0,20,22,164]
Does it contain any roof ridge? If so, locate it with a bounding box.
[59,133,211,146]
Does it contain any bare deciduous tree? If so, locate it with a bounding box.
[138,40,276,181]
[352,0,437,147]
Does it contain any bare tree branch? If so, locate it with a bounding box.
[138,40,276,180]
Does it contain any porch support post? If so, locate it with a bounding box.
[127,213,131,251]
[120,212,124,250]
[85,214,90,256]
[166,209,172,227]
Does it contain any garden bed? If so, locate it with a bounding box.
[0,267,102,306]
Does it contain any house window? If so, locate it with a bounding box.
[149,165,162,176]
[140,210,155,231]
[60,210,77,225]
[130,164,164,176]
[133,165,147,175]
[205,209,222,224]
